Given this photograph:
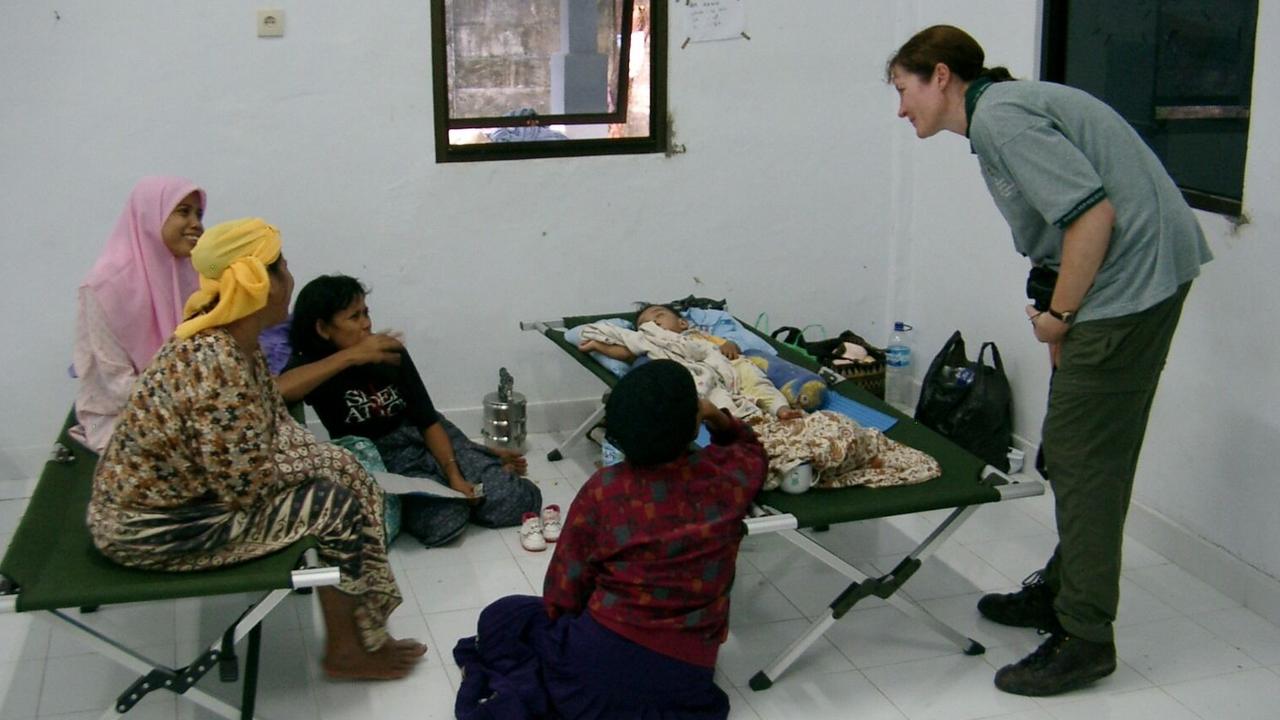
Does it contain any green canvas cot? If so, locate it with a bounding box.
[521,311,1045,689]
[0,411,339,719]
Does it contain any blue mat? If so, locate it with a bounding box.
[818,393,898,431]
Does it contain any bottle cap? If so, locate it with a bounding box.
[894,321,911,331]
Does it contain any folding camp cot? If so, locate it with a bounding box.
[0,412,340,720]
[521,311,1045,690]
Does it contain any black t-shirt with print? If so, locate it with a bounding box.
[286,349,439,441]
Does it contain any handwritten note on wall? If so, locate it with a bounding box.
[683,0,746,43]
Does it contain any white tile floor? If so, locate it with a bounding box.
[3,431,1280,720]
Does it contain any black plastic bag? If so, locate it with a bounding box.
[914,331,1013,471]
[667,295,728,312]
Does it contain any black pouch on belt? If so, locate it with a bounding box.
[1026,266,1059,312]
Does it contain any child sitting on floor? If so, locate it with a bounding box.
[452,359,768,719]
[577,303,803,421]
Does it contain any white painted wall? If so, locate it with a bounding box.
[3,1,1276,594]
[898,1,1280,587]
[0,1,900,475]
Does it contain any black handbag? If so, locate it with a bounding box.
[770,327,886,367]
[914,331,1013,471]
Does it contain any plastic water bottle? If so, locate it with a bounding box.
[885,322,914,412]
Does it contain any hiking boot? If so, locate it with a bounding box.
[994,632,1117,696]
[977,571,1061,632]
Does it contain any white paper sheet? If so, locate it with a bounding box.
[372,470,473,499]
[683,0,746,43]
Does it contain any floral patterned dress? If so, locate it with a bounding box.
[752,410,941,491]
[87,328,400,651]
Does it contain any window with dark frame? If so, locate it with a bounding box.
[1042,0,1257,216]
[431,0,667,162]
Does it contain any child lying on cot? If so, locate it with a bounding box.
[577,303,804,421]
[576,304,942,491]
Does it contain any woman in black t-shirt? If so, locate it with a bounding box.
[279,275,541,545]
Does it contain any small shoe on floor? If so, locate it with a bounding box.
[519,512,547,552]
[540,505,562,543]
[994,632,1116,696]
[977,570,1061,632]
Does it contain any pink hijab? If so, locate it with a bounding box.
[81,176,205,372]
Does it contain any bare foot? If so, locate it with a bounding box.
[496,449,528,475]
[323,637,428,681]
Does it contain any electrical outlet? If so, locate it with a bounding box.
[257,9,285,38]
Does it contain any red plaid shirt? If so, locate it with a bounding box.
[543,417,767,667]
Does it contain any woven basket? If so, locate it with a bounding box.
[835,361,886,399]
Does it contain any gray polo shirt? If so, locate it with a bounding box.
[967,78,1212,322]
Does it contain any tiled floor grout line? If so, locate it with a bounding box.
[7,432,1280,719]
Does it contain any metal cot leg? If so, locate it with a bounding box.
[749,505,989,690]
[546,397,607,461]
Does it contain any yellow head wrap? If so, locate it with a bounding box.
[175,218,282,339]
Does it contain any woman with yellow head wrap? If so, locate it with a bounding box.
[176,217,284,338]
[87,218,427,681]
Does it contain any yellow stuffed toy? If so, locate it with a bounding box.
[743,353,828,410]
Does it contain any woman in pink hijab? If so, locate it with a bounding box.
[71,176,206,452]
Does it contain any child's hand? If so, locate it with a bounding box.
[776,408,805,421]
[697,398,731,430]
[577,338,637,363]
[696,397,718,421]
[718,341,741,360]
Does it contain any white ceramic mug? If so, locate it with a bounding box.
[780,463,814,494]
[1007,448,1026,474]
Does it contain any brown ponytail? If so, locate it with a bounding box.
[978,66,1014,82]
[887,25,1015,83]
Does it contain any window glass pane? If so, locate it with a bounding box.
[1049,0,1256,207]
[433,0,663,159]
[443,0,627,121]
[1154,0,1255,105]
[609,2,650,139]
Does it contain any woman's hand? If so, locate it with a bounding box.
[446,471,480,502]
[718,341,742,360]
[276,331,403,403]
[343,331,404,366]
[1026,306,1067,368]
[449,475,477,497]
[1026,305,1069,344]
[577,338,603,353]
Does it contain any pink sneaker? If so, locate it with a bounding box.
[519,512,547,552]
[540,505,562,543]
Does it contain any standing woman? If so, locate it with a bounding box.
[886,25,1212,697]
[88,219,426,680]
[72,176,206,452]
